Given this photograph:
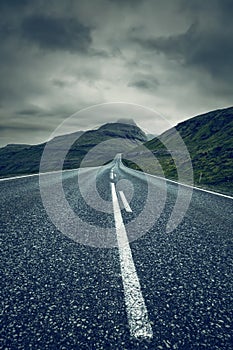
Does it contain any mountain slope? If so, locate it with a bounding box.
[0,121,146,177]
[62,122,147,169]
[123,106,233,195]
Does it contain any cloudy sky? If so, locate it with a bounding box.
[0,0,232,146]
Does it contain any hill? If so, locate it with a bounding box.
[123,106,233,195]
[0,121,146,177]
[59,121,147,170]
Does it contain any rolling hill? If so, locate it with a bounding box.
[1,107,232,195]
[0,120,147,177]
[123,106,233,195]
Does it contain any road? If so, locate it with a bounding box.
[1,157,232,350]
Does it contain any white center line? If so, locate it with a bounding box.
[111,182,153,339]
[119,190,132,213]
[110,169,114,180]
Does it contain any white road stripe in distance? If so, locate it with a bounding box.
[111,181,153,339]
[119,190,132,213]
[110,169,114,180]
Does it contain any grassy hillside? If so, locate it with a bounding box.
[0,122,147,177]
[123,106,233,195]
[63,122,146,168]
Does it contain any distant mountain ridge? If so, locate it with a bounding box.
[1,107,232,196]
[0,121,146,177]
[123,106,233,195]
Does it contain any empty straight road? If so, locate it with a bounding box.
[1,159,232,349]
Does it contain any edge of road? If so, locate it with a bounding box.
[0,162,232,200]
[0,166,103,182]
[119,161,233,200]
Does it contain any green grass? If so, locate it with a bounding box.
[123,106,233,196]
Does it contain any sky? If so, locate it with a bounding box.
[0,0,232,146]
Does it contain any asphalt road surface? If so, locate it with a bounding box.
[1,158,232,350]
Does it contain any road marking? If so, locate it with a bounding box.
[110,169,114,180]
[111,181,153,339]
[119,190,132,213]
[120,162,233,200]
[1,160,232,200]
[0,166,102,182]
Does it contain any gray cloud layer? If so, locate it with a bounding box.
[136,19,233,84]
[0,0,232,146]
[22,15,92,52]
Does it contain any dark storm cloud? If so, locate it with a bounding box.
[0,0,29,10]
[16,108,42,116]
[0,123,49,132]
[0,0,232,146]
[52,79,72,88]
[129,80,152,90]
[21,15,92,52]
[135,0,233,84]
[135,22,233,81]
[180,0,233,18]
[128,76,159,91]
[88,48,110,58]
[15,107,59,117]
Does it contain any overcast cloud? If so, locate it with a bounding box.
[0,0,232,146]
